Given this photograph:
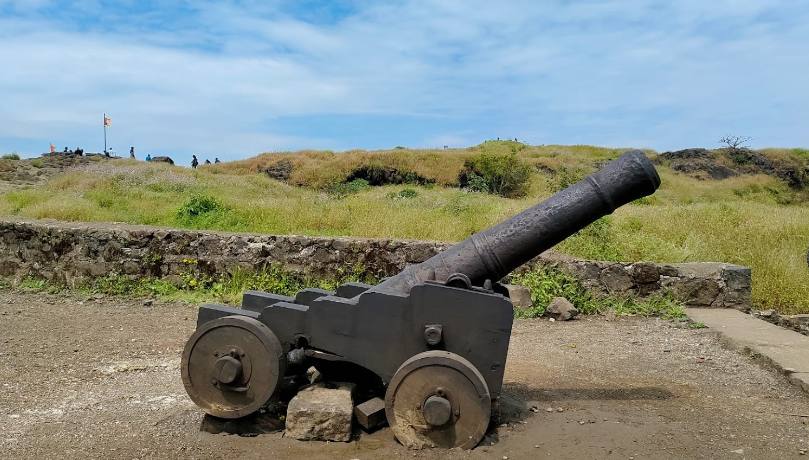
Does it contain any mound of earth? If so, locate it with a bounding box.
[0,152,123,192]
[660,148,809,189]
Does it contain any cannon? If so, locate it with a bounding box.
[180,149,661,449]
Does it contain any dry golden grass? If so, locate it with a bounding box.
[215,141,639,188]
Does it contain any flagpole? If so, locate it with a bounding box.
[104,113,107,153]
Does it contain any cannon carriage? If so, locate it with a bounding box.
[180,149,661,449]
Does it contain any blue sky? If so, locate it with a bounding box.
[1,0,807,166]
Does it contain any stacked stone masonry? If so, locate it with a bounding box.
[0,217,751,310]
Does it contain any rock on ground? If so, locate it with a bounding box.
[503,284,533,311]
[545,297,578,321]
[284,382,355,442]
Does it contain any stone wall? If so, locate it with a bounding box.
[0,217,752,310]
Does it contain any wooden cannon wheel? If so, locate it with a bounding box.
[385,351,491,450]
[181,316,285,419]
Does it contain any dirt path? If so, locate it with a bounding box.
[1,291,808,459]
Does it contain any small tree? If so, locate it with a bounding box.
[718,135,752,150]
[719,135,753,164]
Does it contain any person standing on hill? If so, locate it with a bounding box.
[191,155,199,169]
[130,147,135,159]
[145,154,151,162]
[215,157,220,164]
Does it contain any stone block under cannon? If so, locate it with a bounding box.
[180,149,662,449]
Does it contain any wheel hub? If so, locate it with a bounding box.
[422,395,452,426]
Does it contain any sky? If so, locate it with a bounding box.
[1,0,807,166]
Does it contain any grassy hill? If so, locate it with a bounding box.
[1,142,808,313]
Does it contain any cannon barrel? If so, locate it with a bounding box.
[373,149,661,294]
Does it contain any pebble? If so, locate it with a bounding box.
[730,449,744,454]
[143,299,153,307]
[546,407,554,413]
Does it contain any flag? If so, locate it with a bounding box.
[104,116,111,127]
[50,143,55,153]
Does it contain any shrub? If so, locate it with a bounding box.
[346,165,431,186]
[31,159,44,168]
[387,188,418,199]
[177,195,224,217]
[509,265,594,317]
[326,178,371,198]
[458,153,531,198]
[509,265,686,319]
[465,172,489,193]
[2,152,20,160]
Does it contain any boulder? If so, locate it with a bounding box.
[284,382,355,442]
[785,315,809,329]
[151,156,174,165]
[600,264,634,293]
[545,297,578,321]
[263,160,292,181]
[503,284,533,311]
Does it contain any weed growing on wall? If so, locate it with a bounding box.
[72,262,374,305]
[508,264,685,319]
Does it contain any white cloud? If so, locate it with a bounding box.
[0,0,807,161]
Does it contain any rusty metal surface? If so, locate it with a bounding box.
[371,150,661,294]
[181,316,286,419]
[385,351,491,449]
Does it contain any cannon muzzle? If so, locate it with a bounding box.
[372,149,661,294]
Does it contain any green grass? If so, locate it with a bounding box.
[508,265,686,319]
[6,264,685,320]
[8,262,374,306]
[1,152,20,160]
[1,146,808,313]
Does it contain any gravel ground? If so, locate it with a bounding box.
[1,290,808,460]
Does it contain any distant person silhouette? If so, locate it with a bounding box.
[130,147,135,159]
[191,155,199,169]
[215,158,220,164]
[204,159,211,165]
[145,154,151,162]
